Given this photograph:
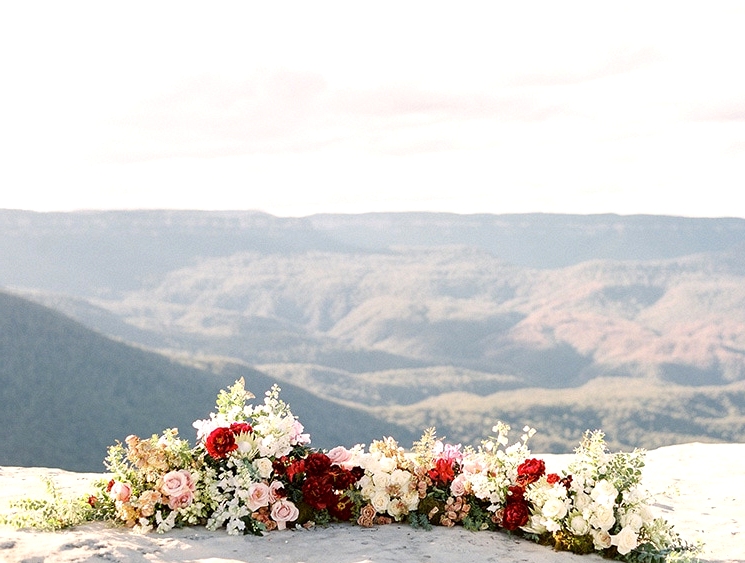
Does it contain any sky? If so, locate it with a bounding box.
[1,1,744,218]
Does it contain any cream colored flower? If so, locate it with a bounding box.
[253,457,273,479]
[592,529,612,550]
[611,525,639,555]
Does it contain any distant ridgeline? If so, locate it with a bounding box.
[1,210,744,469]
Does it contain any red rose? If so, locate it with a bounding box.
[516,458,545,486]
[205,427,238,458]
[230,422,253,435]
[546,473,560,485]
[502,498,530,531]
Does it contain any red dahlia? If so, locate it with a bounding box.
[205,427,238,459]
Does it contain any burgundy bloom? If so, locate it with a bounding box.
[502,498,530,531]
[205,427,238,459]
[329,466,359,490]
[302,474,337,511]
[329,494,354,521]
[560,474,573,490]
[304,452,332,476]
[507,485,525,501]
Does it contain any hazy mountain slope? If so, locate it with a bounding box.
[372,377,745,453]
[68,245,745,388]
[0,291,416,471]
[306,212,745,267]
[3,210,745,296]
[4,210,745,454]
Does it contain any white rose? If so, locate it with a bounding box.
[523,514,547,535]
[357,475,372,490]
[590,480,618,506]
[589,504,616,531]
[611,526,639,555]
[401,490,420,512]
[542,497,568,520]
[592,529,612,550]
[621,510,644,531]
[370,490,390,513]
[253,457,274,479]
[574,491,592,511]
[372,472,391,489]
[387,498,407,520]
[378,456,397,473]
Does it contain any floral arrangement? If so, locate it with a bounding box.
[3,379,697,562]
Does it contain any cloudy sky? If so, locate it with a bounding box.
[1,2,744,217]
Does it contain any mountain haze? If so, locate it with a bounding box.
[0,291,416,471]
[2,210,745,457]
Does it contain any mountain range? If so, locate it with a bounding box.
[1,209,744,468]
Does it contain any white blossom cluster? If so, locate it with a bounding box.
[456,423,536,511]
[523,431,673,555]
[356,444,420,521]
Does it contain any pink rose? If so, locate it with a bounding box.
[268,480,286,503]
[270,499,299,530]
[167,489,194,510]
[327,446,352,466]
[450,474,467,497]
[110,481,132,502]
[160,469,195,497]
[247,482,271,511]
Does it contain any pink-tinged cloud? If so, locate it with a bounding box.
[102,71,568,162]
[510,47,658,87]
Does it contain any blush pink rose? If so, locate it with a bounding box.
[167,490,194,510]
[247,482,271,511]
[268,480,286,503]
[110,481,132,502]
[270,499,299,530]
[327,446,352,466]
[160,469,195,497]
[450,474,467,497]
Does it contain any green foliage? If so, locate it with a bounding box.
[408,511,433,530]
[460,499,493,532]
[621,541,703,563]
[0,477,96,531]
